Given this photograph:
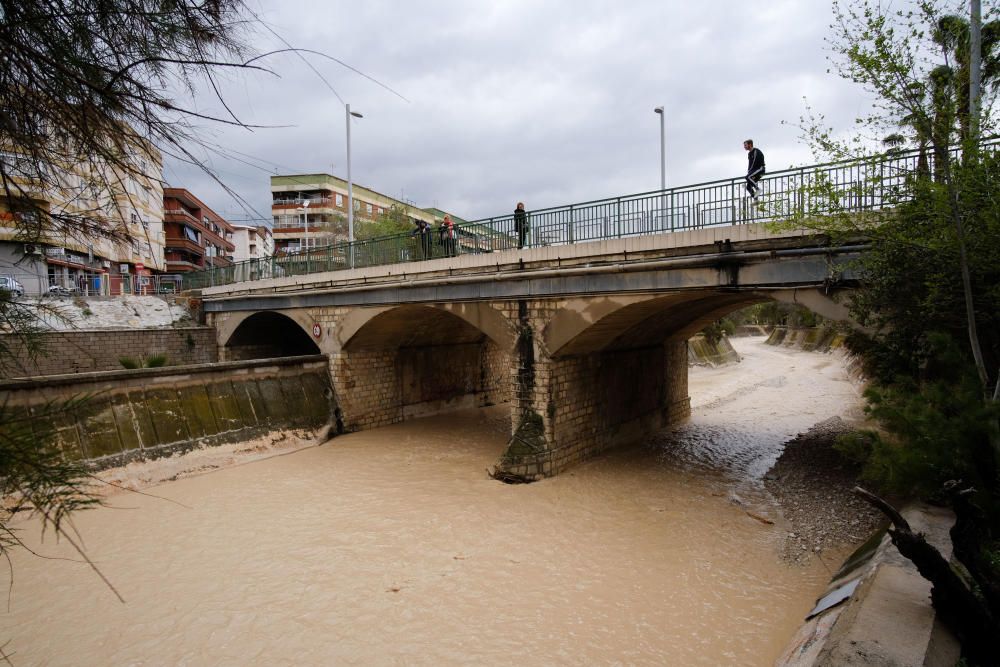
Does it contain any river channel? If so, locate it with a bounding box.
[3,337,864,665]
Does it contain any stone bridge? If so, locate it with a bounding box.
[200,222,862,480]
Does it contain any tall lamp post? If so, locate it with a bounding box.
[346,103,363,268]
[654,106,666,230]
[300,199,310,273]
[653,106,665,191]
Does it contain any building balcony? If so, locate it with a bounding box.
[164,237,205,256]
[165,259,203,272]
[272,196,332,207]
[164,208,200,225]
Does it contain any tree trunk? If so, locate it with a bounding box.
[854,487,999,665]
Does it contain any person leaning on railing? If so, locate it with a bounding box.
[411,218,432,259]
[439,215,456,257]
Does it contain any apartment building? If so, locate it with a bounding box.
[230,223,274,262]
[270,174,439,254]
[0,140,165,295]
[162,188,236,273]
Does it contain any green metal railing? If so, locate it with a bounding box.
[182,142,994,290]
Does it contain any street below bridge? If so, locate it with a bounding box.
[5,338,879,664]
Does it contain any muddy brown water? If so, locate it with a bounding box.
[3,338,863,665]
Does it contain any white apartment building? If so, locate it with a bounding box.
[230,224,274,262]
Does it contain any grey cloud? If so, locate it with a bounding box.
[164,0,875,224]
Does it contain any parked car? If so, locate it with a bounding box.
[0,276,24,299]
[46,284,80,297]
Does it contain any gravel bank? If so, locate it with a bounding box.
[765,416,886,565]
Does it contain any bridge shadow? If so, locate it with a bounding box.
[224,311,320,360]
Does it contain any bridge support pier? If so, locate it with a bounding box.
[494,303,690,481]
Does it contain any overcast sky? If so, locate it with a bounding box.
[163,0,878,225]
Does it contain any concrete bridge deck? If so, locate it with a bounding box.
[202,222,862,310]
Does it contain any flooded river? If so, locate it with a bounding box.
[4,337,863,665]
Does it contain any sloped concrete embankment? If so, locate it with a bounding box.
[766,326,847,353]
[687,334,739,367]
[0,355,336,468]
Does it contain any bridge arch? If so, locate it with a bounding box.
[543,288,854,357]
[332,303,513,431]
[543,292,771,357]
[222,310,321,360]
[336,302,513,351]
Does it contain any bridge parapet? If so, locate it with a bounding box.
[187,140,957,293]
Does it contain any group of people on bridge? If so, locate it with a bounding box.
[411,214,457,259]
[408,139,765,259]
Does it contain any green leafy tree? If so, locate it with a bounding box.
[793,2,1000,660]
[356,205,419,240]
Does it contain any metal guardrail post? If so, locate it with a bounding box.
[615,197,622,237]
[567,205,575,244]
[798,168,806,215]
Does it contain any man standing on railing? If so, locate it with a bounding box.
[744,139,766,198]
[514,202,528,249]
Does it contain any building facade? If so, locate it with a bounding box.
[230,224,274,262]
[0,141,165,296]
[163,188,236,273]
[270,174,440,254]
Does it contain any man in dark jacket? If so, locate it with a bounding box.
[411,219,432,259]
[514,202,528,249]
[744,139,765,198]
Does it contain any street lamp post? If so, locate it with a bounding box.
[346,103,363,268]
[654,106,665,191]
[654,106,666,230]
[300,199,310,273]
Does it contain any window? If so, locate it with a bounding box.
[335,193,344,207]
[365,203,373,215]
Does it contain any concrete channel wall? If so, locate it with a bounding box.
[687,334,739,367]
[766,326,847,352]
[777,505,960,666]
[0,355,334,468]
[0,326,218,378]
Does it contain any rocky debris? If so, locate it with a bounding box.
[26,295,193,330]
[765,417,885,565]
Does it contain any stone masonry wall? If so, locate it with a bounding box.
[331,348,399,431]
[0,327,218,378]
[333,340,512,431]
[544,345,671,473]
[665,340,691,423]
[481,340,511,406]
[0,355,334,468]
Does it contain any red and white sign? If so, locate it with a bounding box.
[312,323,322,339]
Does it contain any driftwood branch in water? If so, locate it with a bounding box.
[852,486,998,665]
